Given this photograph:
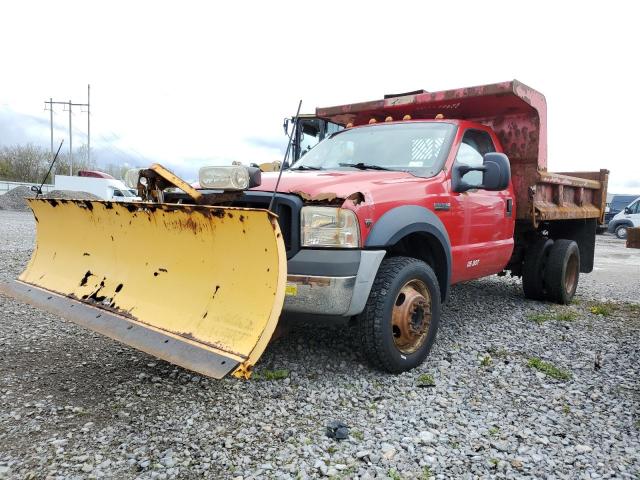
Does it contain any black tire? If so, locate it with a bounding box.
[522,238,554,300]
[544,239,580,304]
[358,256,441,373]
[615,224,629,239]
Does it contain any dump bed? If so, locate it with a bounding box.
[316,80,608,226]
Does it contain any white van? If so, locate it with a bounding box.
[54,175,141,202]
[607,197,640,239]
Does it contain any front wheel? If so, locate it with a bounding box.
[358,256,441,373]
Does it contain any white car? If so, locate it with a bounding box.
[608,197,640,239]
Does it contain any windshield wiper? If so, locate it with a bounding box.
[290,165,322,171]
[338,162,393,171]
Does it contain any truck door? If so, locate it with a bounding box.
[451,129,514,281]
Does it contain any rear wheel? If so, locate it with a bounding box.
[358,256,441,373]
[522,238,554,300]
[615,224,628,239]
[544,239,580,304]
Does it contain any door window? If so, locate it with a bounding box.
[454,129,495,188]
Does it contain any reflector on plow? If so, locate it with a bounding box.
[0,199,287,379]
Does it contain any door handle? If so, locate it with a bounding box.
[505,198,513,217]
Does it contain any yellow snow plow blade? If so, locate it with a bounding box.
[1,198,286,379]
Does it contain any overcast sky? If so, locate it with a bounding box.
[1,1,638,192]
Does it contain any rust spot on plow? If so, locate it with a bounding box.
[80,270,93,287]
[47,199,59,207]
[176,331,244,358]
[153,268,168,277]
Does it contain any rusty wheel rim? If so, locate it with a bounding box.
[565,253,579,295]
[391,279,431,354]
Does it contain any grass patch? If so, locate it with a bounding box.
[253,369,289,381]
[589,302,616,316]
[352,429,364,441]
[480,355,493,367]
[417,373,435,386]
[527,312,554,324]
[421,466,433,479]
[388,469,402,480]
[527,309,577,324]
[527,357,572,381]
[487,347,509,358]
[555,310,578,321]
[488,426,500,436]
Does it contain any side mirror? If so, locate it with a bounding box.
[624,207,631,214]
[481,152,511,191]
[452,152,511,193]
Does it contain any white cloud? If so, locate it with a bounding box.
[1,0,638,192]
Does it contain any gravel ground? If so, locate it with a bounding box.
[0,186,100,212]
[0,210,639,479]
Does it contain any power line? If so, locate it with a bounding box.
[44,84,90,175]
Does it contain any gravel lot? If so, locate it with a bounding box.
[1,210,639,479]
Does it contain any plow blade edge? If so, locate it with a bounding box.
[1,199,287,379]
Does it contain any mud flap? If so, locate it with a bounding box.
[0,199,287,379]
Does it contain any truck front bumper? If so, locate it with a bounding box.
[283,250,386,317]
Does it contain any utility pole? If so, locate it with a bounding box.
[87,84,90,164]
[44,85,90,176]
[49,97,53,160]
[68,100,73,174]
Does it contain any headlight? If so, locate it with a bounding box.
[199,165,262,190]
[301,207,359,248]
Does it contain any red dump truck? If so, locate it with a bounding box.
[1,80,609,379]
[266,80,608,371]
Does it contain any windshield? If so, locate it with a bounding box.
[290,122,456,177]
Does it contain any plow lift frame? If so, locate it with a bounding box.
[0,164,287,379]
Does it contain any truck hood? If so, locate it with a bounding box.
[252,170,419,203]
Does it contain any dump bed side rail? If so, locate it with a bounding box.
[521,169,609,227]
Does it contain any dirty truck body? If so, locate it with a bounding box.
[0,80,608,378]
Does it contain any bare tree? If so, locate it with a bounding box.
[0,144,96,183]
